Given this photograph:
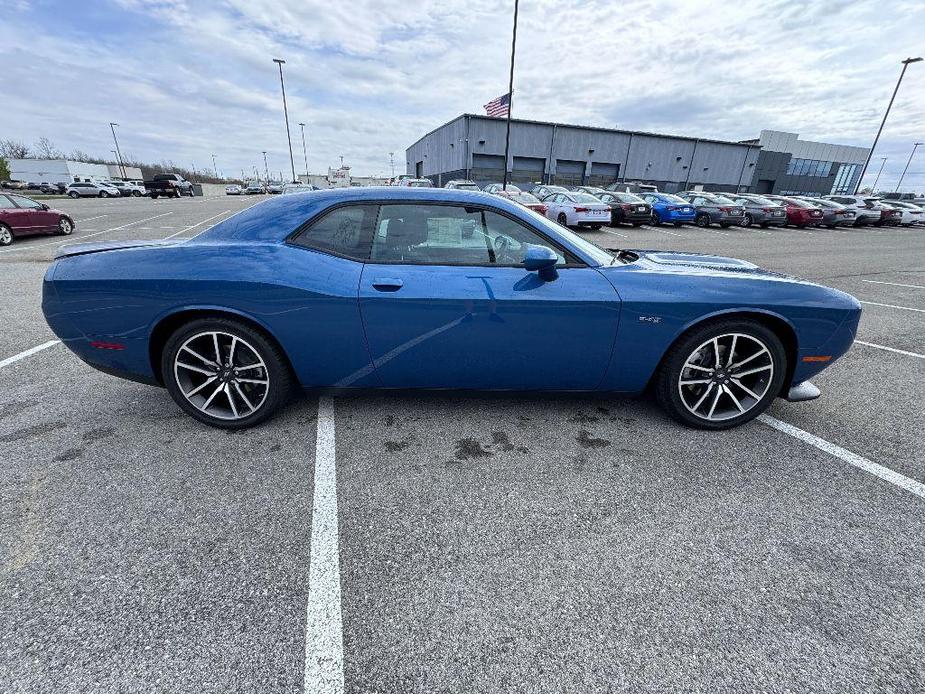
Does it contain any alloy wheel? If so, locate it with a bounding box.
[173,331,270,421]
[0,225,12,246]
[58,218,73,235]
[677,332,774,422]
[742,214,752,227]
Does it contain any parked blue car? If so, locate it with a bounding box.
[42,188,860,430]
[640,192,697,226]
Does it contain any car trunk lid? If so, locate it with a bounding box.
[54,239,181,259]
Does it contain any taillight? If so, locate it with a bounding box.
[668,206,679,211]
[574,206,589,213]
[762,208,772,212]
[537,205,547,214]
[719,207,731,213]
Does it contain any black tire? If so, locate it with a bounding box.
[741,214,753,228]
[695,213,711,227]
[132,190,142,197]
[631,222,643,227]
[590,223,603,230]
[56,217,73,236]
[650,212,662,226]
[68,191,80,199]
[654,319,787,430]
[557,212,568,226]
[99,191,109,198]
[0,223,12,247]
[161,317,293,429]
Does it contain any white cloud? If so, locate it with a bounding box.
[0,0,923,189]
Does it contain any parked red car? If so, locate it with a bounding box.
[0,193,74,246]
[767,196,825,228]
[492,190,548,216]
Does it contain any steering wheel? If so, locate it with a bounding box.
[493,234,518,264]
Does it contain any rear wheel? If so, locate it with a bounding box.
[57,217,73,235]
[557,212,568,227]
[590,223,603,230]
[650,212,662,226]
[741,214,753,228]
[655,319,786,430]
[162,318,293,429]
[0,223,12,247]
[696,213,711,227]
[132,190,142,197]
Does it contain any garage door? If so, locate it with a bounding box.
[511,157,545,185]
[587,162,620,186]
[553,159,585,186]
[471,154,505,184]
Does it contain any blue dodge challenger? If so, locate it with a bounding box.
[42,188,861,430]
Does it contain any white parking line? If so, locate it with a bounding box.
[859,300,925,314]
[0,340,60,369]
[303,396,345,694]
[856,340,925,360]
[862,279,925,290]
[759,415,925,500]
[651,227,683,237]
[162,210,233,239]
[601,228,629,239]
[75,214,108,223]
[0,212,174,254]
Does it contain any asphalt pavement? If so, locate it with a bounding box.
[1,195,923,693]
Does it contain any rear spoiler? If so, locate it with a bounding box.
[54,239,181,260]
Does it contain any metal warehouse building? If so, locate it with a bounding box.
[406,114,761,193]
[405,116,870,196]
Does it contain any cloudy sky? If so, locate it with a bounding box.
[1,0,923,188]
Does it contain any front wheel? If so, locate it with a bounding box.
[741,214,753,228]
[695,213,711,227]
[0,223,12,247]
[99,191,109,198]
[650,212,662,226]
[654,320,787,430]
[68,191,80,199]
[57,217,73,235]
[162,318,293,429]
[132,190,142,197]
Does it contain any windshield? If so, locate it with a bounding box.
[409,180,433,187]
[512,192,541,204]
[573,193,604,203]
[659,194,688,204]
[711,196,736,204]
[745,195,774,206]
[785,198,817,208]
[612,192,644,203]
[453,182,480,190]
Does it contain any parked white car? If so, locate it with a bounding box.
[443,180,481,190]
[65,181,123,198]
[544,192,612,229]
[225,184,243,195]
[823,195,883,226]
[267,181,285,194]
[245,181,265,194]
[881,200,925,226]
[397,178,434,188]
[107,180,145,197]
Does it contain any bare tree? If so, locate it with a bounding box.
[34,137,63,159]
[0,139,30,159]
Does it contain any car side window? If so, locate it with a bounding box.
[693,197,705,206]
[0,194,15,209]
[481,210,567,266]
[11,196,41,209]
[371,204,489,264]
[291,204,377,260]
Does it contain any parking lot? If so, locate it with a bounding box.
[1,195,924,692]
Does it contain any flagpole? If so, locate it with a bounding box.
[502,0,519,191]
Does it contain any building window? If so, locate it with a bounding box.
[831,163,859,194]
[786,158,836,178]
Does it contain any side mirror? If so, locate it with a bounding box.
[523,245,559,280]
[41,203,49,210]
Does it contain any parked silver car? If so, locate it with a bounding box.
[443,180,481,190]
[795,197,856,228]
[721,193,787,228]
[678,192,745,228]
[823,195,883,226]
[65,181,122,198]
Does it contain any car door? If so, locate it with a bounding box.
[2,194,42,234]
[0,194,28,235]
[358,202,620,390]
[11,194,57,232]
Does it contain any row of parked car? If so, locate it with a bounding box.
[431,178,925,231]
[225,181,320,195]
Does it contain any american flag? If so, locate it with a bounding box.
[484,93,511,118]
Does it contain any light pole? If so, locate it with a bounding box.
[870,157,888,193]
[273,58,297,183]
[896,142,923,192]
[109,122,126,179]
[389,152,395,180]
[262,151,269,185]
[855,56,922,194]
[298,122,308,181]
[211,153,219,179]
[501,0,519,191]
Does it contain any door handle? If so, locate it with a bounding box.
[371,278,403,291]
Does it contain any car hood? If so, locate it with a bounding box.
[610,249,793,280]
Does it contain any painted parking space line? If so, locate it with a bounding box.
[0,340,60,369]
[856,340,925,360]
[303,396,345,694]
[162,210,233,239]
[601,228,629,239]
[650,227,683,237]
[696,227,730,236]
[859,300,925,314]
[759,415,925,500]
[862,279,925,290]
[0,212,174,255]
[75,214,108,223]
